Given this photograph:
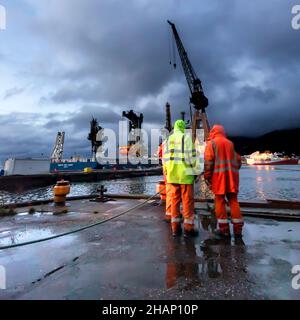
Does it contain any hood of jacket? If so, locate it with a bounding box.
[208,124,226,140]
[174,119,186,133]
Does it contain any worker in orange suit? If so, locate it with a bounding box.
[158,140,172,222]
[163,120,198,238]
[204,124,243,239]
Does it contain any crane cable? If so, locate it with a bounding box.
[0,191,161,251]
[172,32,177,69]
[167,26,176,68]
[168,26,172,66]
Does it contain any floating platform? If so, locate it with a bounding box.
[0,167,162,192]
[0,194,299,300]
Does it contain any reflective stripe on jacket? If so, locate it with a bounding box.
[204,125,241,194]
[163,122,196,185]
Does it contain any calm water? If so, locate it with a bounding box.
[0,165,300,204]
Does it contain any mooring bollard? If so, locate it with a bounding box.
[90,185,115,203]
[53,180,70,206]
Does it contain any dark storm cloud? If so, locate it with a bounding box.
[42,84,103,104]
[3,87,25,100]
[0,105,121,162]
[25,0,300,136]
[44,105,120,129]
[237,86,278,104]
[1,0,300,163]
[0,112,56,161]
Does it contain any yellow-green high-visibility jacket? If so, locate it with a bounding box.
[163,127,197,185]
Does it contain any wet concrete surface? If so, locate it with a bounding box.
[0,198,299,300]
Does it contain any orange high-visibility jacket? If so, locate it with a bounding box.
[158,144,163,159]
[158,140,167,182]
[204,125,241,195]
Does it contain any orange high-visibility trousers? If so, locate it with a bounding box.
[214,193,243,235]
[165,183,172,221]
[170,184,195,232]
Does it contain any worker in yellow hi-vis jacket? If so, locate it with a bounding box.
[163,120,198,238]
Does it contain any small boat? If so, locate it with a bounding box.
[245,151,299,165]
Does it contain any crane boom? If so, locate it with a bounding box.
[167,20,210,140]
[167,20,208,111]
[51,132,65,161]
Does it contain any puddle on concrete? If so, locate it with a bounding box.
[0,228,57,246]
[161,215,300,296]
[244,218,300,245]
[16,211,79,217]
[17,211,54,217]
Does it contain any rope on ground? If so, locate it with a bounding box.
[0,192,160,251]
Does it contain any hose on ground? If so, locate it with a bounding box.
[0,192,160,251]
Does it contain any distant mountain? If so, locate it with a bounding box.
[230,128,300,156]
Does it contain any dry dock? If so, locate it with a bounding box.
[0,195,299,300]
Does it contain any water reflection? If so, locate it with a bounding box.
[0,176,158,205]
[0,228,55,247]
[165,238,248,289]
[240,165,300,201]
[165,215,248,289]
[1,165,300,204]
[166,239,199,289]
[125,176,147,194]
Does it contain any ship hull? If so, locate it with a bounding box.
[50,161,100,172]
[50,160,158,172]
[247,159,299,165]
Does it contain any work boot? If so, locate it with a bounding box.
[172,226,182,237]
[234,236,245,246]
[164,215,171,223]
[234,233,244,244]
[211,229,231,240]
[184,229,199,238]
[234,233,243,239]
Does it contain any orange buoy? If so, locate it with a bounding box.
[53,179,70,205]
[156,180,166,201]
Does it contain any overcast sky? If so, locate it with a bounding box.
[0,0,299,161]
